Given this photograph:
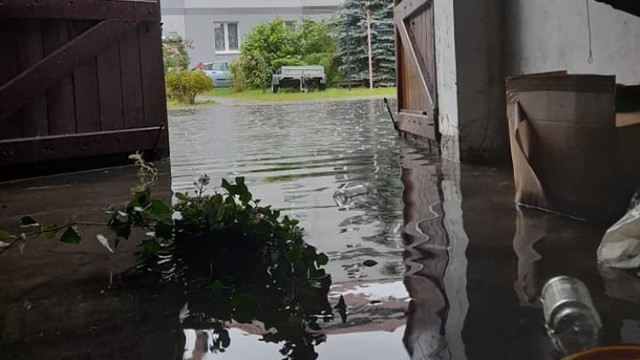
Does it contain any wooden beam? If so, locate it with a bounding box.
[398,112,435,139]
[395,19,435,107]
[0,0,160,21]
[0,126,166,166]
[0,20,138,123]
[394,0,431,21]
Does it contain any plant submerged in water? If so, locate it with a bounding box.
[0,156,335,359]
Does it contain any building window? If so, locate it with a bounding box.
[284,21,297,30]
[214,22,239,53]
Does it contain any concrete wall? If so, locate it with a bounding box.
[434,0,507,163]
[435,0,640,163]
[506,0,640,85]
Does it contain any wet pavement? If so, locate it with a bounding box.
[1,99,639,359]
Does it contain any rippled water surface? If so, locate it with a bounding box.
[3,99,640,360]
[170,100,410,284]
[169,99,416,359]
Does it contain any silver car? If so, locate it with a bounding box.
[202,61,231,87]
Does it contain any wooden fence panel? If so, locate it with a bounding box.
[72,22,102,134]
[18,20,49,137]
[97,39,124,131]
[0,20,23,140]
[0,0,168,170]
[120,26,145,129]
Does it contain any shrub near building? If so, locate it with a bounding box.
[231,18,340,91]
[166,71,214,105]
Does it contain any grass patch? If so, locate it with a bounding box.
[166,98,216,109]
[204,87,396,102]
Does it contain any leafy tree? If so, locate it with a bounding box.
[162,33,191,72]
[236,19,304,89]
[232,18,341,90]
[334,0,395,87]
[300,19,341,87]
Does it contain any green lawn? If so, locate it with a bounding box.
[166,98,216,109]
[204,86,396,102]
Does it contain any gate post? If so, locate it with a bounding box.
[434,0,509,164]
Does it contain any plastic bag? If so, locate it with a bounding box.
[597,192,640,269]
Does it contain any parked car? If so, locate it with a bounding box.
[271,66,326,93]
[200,61,231,87]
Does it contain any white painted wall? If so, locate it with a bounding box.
[162,15,186,38]
[434,0,460,161]
[506,0,640,85]
[185,12,303,66]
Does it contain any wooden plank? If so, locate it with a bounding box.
[0,19,23,140]
[394,0,431,21]
[0,20,138,124]
[17,20,49,137]
[0,0,160,22]
[97,36,124,131]
[119,25,145,129]
[395,19,434,107]
[71,21,101,133]
[138,22,168,128]
[43,20,76,135]
[0,126,166,166]
[398,112,435,139]
[399,42,428,112]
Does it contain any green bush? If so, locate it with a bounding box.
[163,33,191,72]
[165,70,214,105]
[235,18,339,90]
[229,60,245,92]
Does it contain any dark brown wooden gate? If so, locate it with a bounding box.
[0,0,168,169]
[394,0,438,141]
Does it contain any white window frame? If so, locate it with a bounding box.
[214,22,240,55]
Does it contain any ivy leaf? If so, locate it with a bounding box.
[0,230,11,240]
[362,259,378,267]
[316,253,329,266]
[19,216,39,228]
[131,188,151,208]
[142,239,160,257]
[230,294,257,311]
[60,226,81,244]
[154,221,173,240]
[96,234,114,253]
[209,280,229,294]
[43,225,58,239]
[108,218,131,240]
[221,179,233,193]
[148,199,171,217]
[175,192,188,201]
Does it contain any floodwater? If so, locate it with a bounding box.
[1,98,639,359]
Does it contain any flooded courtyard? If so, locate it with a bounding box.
[1,99,640,359]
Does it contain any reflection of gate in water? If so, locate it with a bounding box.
[401,151,469,359]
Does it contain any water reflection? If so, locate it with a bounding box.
[169,100,404,284]
[400,151,469,360]
[168,99,412,359]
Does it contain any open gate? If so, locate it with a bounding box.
[394,0,438,141]
[0,0,168,170]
